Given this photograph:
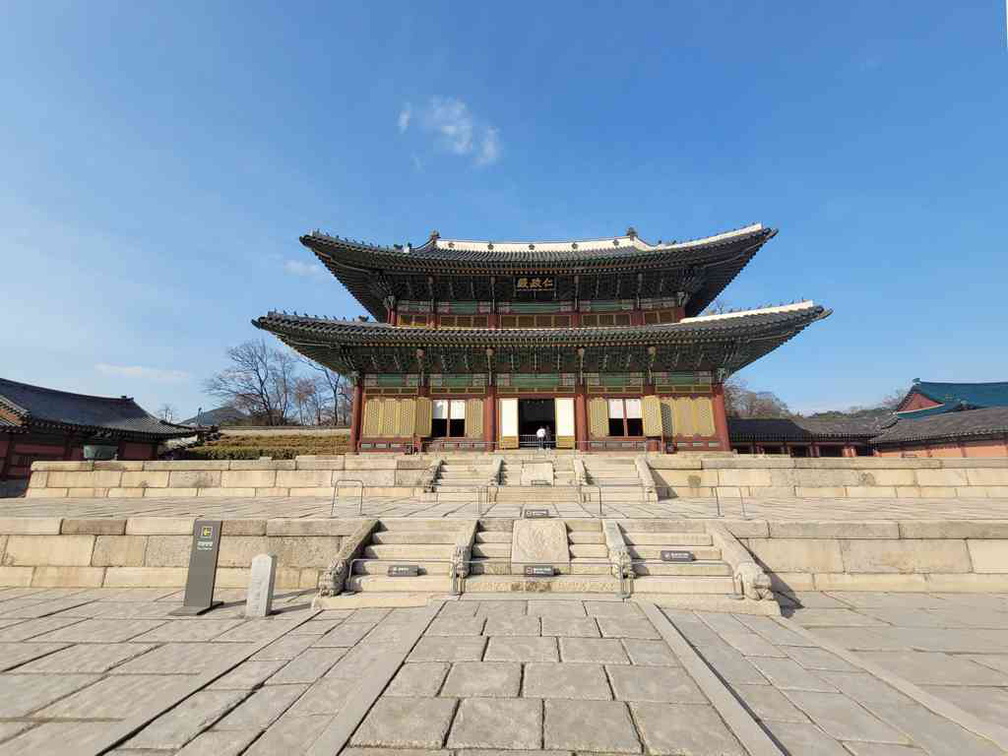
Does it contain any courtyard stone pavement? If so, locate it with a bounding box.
[0,588,1006,754]
[5,494,1008,520]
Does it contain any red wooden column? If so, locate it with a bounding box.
[484,385,497,450]
[349,378,364,454]
[711,384,731,452]
[575,385,588,452]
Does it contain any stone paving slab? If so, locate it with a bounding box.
[7,493,1008,520]
[672,599,1008,755]
[2,588,1008,755]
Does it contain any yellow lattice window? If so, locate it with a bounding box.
[414,397,432,437]
[465,398,484,438]
[674,397,696,436]
[642,395,662,436]
[378,398,397,436]
[693,396,715,436]
[660,397,676,436]
[362,399,381,437]
[588,397,609,439]
[397,399,416,437]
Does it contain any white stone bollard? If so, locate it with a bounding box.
[246,553,277,618]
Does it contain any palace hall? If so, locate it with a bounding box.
[256,224,829,454]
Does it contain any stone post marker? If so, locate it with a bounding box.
[246,553,277,618]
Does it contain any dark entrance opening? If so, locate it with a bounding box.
[518,399,555,448]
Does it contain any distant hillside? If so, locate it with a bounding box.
[182,406,249,426]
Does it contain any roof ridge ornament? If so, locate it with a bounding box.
[626,227,637,239]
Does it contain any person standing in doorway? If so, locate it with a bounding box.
[536,425,547,449]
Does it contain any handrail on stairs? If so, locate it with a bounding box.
[331,478,365,516]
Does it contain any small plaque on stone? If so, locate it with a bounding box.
[531,479,551,486]
[661,550,695,562]
[524,565,555,577]
[523,508,551,518]
[388,564,420,577]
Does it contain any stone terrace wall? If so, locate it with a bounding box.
[24,456,430,499]
[0,516,358,589]
[22,456,1008,500]
[647,456,1008,499]
[726,519,1008,593]
[1,516,1006,592]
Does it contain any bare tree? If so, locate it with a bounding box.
[292,376,323,426]
[724,376,791,418]
[205,340,298,425]
[298,357,350,426]
[156,404,178,423]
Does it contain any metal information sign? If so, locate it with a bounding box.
[171,519,223,616]
[388,564,420,577]
[661,550,695,562]
[524,565,555,577]
[523,508,551,518]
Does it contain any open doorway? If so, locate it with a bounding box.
[518,398,555,448]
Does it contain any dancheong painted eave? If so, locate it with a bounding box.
[300,223,777,320]
[253,301,830,376]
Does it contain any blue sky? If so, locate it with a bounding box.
[1,1,1006,418]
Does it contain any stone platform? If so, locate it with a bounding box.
[0,588,1006,755]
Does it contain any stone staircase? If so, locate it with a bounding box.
[582,456,648,505]
[567,520,610,575]
[469,521,511,575]
[430,459,498,505]
[345,519,463,593]
[324,516,777,614]
[619,520,736,595]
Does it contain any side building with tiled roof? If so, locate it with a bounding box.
[256,224,830,453]
[0,377,195,483]
[728,417,880,457]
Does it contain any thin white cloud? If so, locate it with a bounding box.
[398,104,412,133]
[476,126,501,166]
[95,364,190,383]
[284,259,325,278]
[414,97,501,166]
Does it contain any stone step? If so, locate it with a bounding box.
[622,532,713,546]
[475,531,512,543]
[364,544,455,560]
[632,561,733,577]
[568,531,604,544]
[379,520,467,532]
[615,520,707,533]
[472,543,510,559]
[463,574,620,593]
[627,545,721,561]
[371,532,458,545]
[353,560,454,576]
[631,575,737,594]
[468,560,512,575]
[347,575,454,593]
[569,559,612,575]
[564,520,602,531]
[569,544,608,559]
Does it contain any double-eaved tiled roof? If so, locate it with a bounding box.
[254,302,830,376]
[301,223,777,320]
[0,377,196,440]
[872,406,1008,445]
[255,301,827,347]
